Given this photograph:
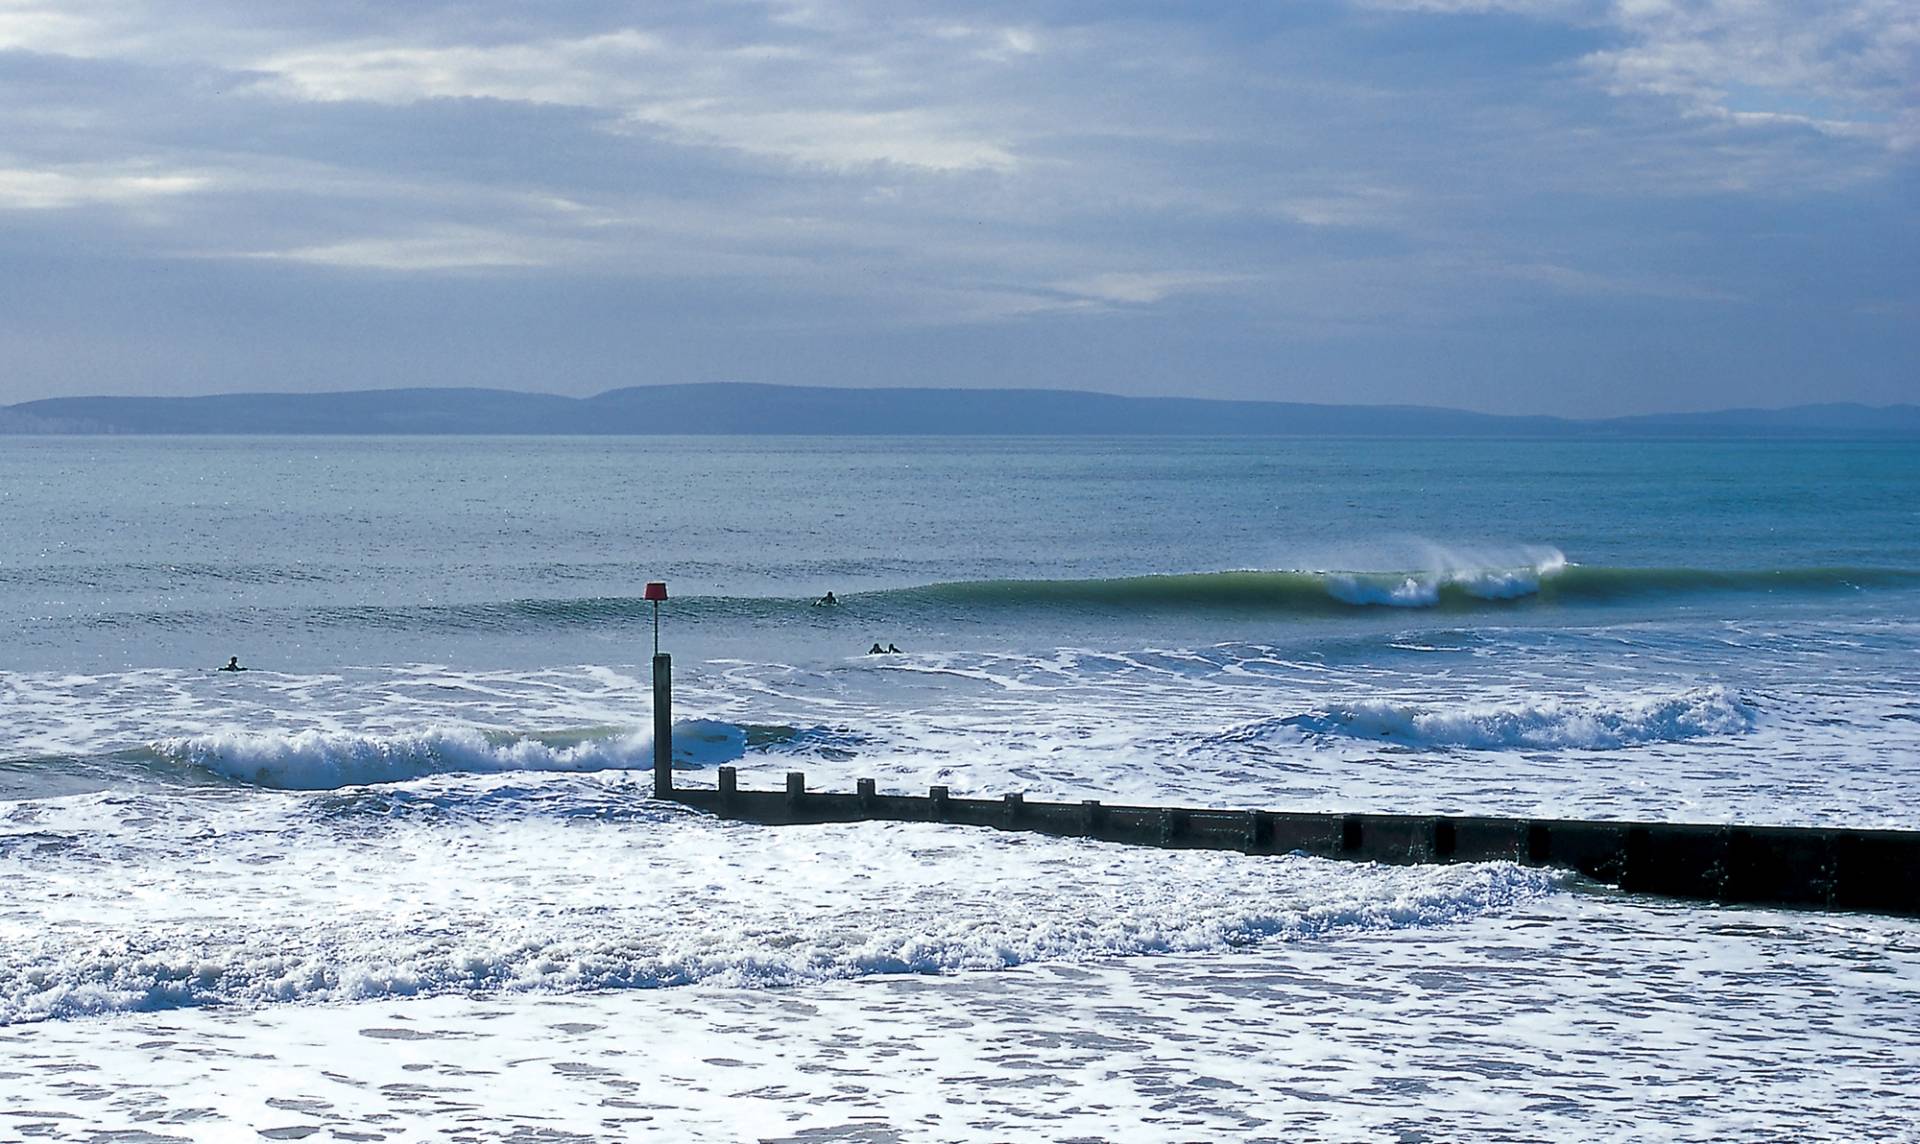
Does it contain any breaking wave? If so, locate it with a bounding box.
[1253,686,1758,751]
[901,559,1917,615]
[152,721,753,790]
[76,557,1920,633]
[0,849,1557,1024]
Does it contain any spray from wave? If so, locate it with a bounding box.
[1237,686,1757,751]
[895,558,1919,616]
[904,550,1574,615]
[152,721,751,790]
[1323,548,1569,607]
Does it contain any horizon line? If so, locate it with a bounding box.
[9,380,1918,424]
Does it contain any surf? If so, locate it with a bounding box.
[150,721,756,790]
[885,559,1917,616]
[1245,686,1759,751]
[51,556,1920,638]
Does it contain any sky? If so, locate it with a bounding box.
[0,0,1914,416]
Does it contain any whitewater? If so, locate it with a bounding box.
[3,434,1919,1140]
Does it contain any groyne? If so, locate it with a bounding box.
[642,650,1917,916]
[664,769,1920,916]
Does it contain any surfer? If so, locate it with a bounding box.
[814,591,838,607]
[886,643,901,654]
[868,643,886,655]
[218,656,244,672]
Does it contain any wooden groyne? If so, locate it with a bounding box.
[643,650,1918,917]
[663,768,1920,917]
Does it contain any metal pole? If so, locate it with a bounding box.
[652,651,672,797]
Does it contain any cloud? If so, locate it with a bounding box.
[0,0,1909,412]
[1272,188,1410,229]
[619,105,1016,172]
[254,31,667,107]
[239,226,554,271]
[1351,0,1917,152]
[1492,259,1744,303]
[0,162,210,209]
[0,3,105,56]
[1050,271,1254,306]
[1351,0,1588,12]
[1586,0,1920,150]
[251,25,1020,172]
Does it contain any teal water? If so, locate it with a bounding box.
[3,436,1916,669]
[2,434,1919,1044]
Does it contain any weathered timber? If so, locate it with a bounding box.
[650,653,672,799]
[677,769,1920,917]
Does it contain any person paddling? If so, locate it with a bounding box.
[218,656,245,672]
[814,591,838,607]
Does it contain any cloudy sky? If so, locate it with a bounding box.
[0,0,1914,415]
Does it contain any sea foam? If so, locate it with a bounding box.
[154,721,747,790]
[1268,686,1756,751]
[1323,548,1568,607]
[0,823,1559,1024]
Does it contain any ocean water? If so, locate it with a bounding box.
[3,435,1918,1140]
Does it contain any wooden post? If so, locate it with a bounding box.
[1527,821,1552,863]
[659,777,1920,916]
[652,652,672,798]
[1621,825,1653,892]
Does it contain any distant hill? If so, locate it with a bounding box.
[0,407,113,434]
[4,383,1917,437]
[1599,403,1920,436]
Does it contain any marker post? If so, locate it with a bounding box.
[645,581,671,797]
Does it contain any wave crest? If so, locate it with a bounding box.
[74,558,1920,635]
[1254,686,1757,751]
[897,556,1914,615]
[1324,549,1568,607]
[153,721,749,790]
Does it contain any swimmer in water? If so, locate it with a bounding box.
[814,591,838,607]
[218,656,244,672]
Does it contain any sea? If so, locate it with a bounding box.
[2,434,1918,1141]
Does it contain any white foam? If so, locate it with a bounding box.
[1323,547,1567,607]
[7,618,1919,834]
[5,838,1917,1143]
[1454,548,1568,598]
[152,720,745,789]
[0,811,1559,1024]
[1273,685,1757,751]
[1326,574,1442,607]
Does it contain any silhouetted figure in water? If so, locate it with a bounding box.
[868,643,886,655]
[886,643,901,654]
[814,591,838,607]
[219,656,244,672]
